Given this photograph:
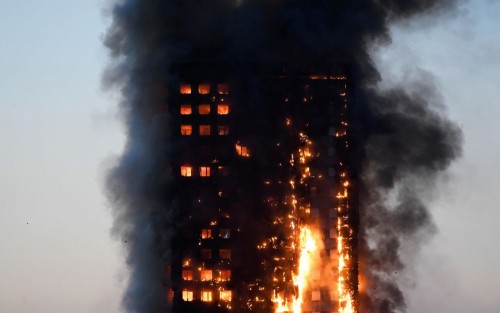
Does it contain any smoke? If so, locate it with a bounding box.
[103,1,461,313]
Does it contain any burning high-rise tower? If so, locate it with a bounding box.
[104,2,462,313]
[166,63,358,313]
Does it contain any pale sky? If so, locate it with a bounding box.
[0,1,499,313]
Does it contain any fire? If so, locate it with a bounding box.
[272,226,318,313]
[337,177,356,313]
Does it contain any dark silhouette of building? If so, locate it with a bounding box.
[166,63,358,313]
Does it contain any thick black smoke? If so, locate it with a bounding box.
[103,1,461,313]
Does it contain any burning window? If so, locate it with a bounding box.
[217,104,230,115]
[217,83,229,95]
[219,229,230,238]
[235,143,250,157]
[219,290,232,302]
[180,125,192,136]
[182,290,194,302]
[201,229,212,239]
[199,125,211,136]
[180,84,191,94]
[198,104,211,115]
[201,291,213,302]
[218,125,229,136]
[198,83,210,94]
[180,166,192,177]
[201,249,212,259]
[180,104,192,115]
[182,270,193,281]
[218,166,230,176]
[219,249,231,259]
[219,270,231,281]
[200,269,213,281]
[199,166,211,177]
[311,290,321,301]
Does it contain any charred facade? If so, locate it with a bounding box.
[166,63,358,313]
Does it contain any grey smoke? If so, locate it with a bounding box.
[103,1,462,312]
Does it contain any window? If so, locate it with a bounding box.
[199,125,211,136]
[180,84,191,94]
[182,290,194,302]
[199,166,211,177]
[311,290,321,301]
[180,125,192,135]
[219,270,231,281]
[198,84,210,94]
[218,166,230,176]
[220,290,232,302]
[201,291,213,302]
[201,249,212,259]
[200,269,213,281]
[235,143,250,157]
[330,228,336,239]
[218,125,229,136]
[198,104,211,115]
[180,166,192,177]
[180,104,192,115]
[217,104,229,115]
[311,208,319,218]
[182,270,193,281]
[219,229,230,239]
[219,249,231,260]
[217,84,229,95]
[329,208,337,218]
[201,229,212,239]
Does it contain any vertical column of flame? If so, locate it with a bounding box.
[336,105,356,313]
[272,130,318,313]
[292,226,317,313]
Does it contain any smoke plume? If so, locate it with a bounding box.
[103,1,461,313]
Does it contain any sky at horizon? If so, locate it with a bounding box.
[0,1,499,313]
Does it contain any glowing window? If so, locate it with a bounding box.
[219,249,231,260]
[180,84,191,94]
[198,84,210,94]
[217,104,229,115]
[180,166,192,177]
[217,84,229,95]
[235,143,250,157]
[220,270,231,281]
[201,249,212,259]
[201,229,212,239]
[198,104,211,115]
[182,290,194,302]
[218,166,230,176]
[167,289,174,303]
[311,290,321,301]
[180,125,192,135]
[220,290,232,302]
[199,166,211,177]
[201,291,213,302]
[201,269,213,281]
[182,270,193,281]
[180,104,192,115]
[219,229,230,239]
[218,125,229,136]
[199,125,211,136]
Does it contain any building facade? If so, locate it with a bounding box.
[166,64,358,313]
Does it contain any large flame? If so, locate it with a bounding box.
[272,226,318,313]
